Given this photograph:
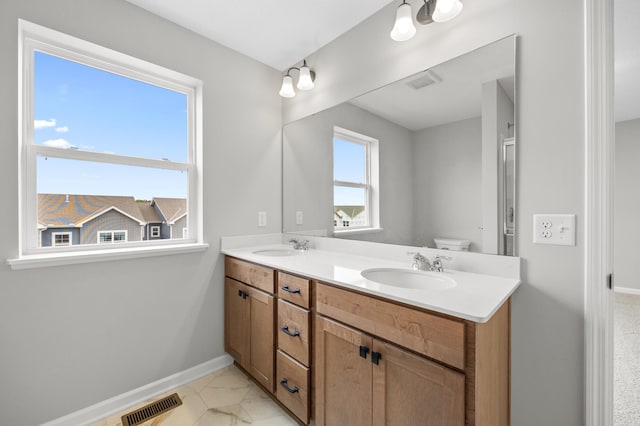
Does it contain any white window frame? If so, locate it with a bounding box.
[333,126,380,235]
[97,230,128,244]
[10,20,207,269]
[150,226,160,238]
[51,231,71,247]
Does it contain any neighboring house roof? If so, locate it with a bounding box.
[138,203,163,223]
[334,205,365,220]
[153,198,187,224]
[38,194,147,227]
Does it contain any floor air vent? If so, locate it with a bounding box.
[121,393,182,426]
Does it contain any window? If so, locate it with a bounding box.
[333,127,379,232]
[151,226,160,238]
[98,231,127,244]
[52,232,71,247]
[17,20,203,262]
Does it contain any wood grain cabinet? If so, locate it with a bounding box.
[224,258,276,392]
[315,316,465,426]
[224,256,511,426]
[275,272,312,424]
[314,282,510,426]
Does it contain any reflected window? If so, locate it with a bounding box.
[333,127,379,232]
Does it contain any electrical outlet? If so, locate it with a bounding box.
[533,214,576,245]
[258,211,267,227]
[296,211,303,225]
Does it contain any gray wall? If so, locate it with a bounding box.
[283,0,585,424]
[412,117,483,250]
[614,118,640,290]
[0,1,282,425]
[283,102,414,245]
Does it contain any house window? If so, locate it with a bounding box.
[151,226,160,238]
[333,127,380,232]
[52,232,71,247]
[98,231,127,244]
[18,20,203,258]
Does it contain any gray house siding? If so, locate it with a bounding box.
[172,215,187,239]
[80,209,141,244]
[144,223,163,240]
[40,227,80,247]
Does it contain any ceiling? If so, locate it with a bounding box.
[124,0,638,122]
[124,0,392,71]
[349,37,514,131]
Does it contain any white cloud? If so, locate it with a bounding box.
[42,139,76,149]
[34,118,57,129]
[55,126,69,133]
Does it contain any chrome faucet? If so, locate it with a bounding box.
[408,252,451,272]
[408,252,431,271]
[289,238,310,251]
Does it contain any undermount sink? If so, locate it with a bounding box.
[252,249,299,257]
[361,268,456,291]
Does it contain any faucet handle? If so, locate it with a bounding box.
[290,238,310,251]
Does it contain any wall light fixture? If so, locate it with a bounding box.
[391,0,463,42]
[279,60,316,98]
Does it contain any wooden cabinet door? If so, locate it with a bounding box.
[225,278,250,369]
[315,316,373,426]
[372,340,465,426]
[248,286,275,392]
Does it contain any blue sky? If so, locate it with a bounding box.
[334,137,366,206]
[34,51,188,200]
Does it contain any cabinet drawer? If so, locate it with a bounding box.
[315,283,465,370]
[225,257,274,294]
[276,350,310,424]
[277,272,310,309]
[277,299,310,366]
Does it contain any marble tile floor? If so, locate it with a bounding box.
[614,292,640,425]
[91,365,298,426]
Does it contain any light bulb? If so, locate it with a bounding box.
[390,2,416,42]
[297,65,314,90]
[279,75,296,98]
[432,0,463,22]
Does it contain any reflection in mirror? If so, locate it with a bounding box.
[283,36,516,255]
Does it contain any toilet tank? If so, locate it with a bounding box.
[433,238,471,251]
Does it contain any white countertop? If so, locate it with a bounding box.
[222,243,521,323]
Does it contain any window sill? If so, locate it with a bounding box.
[333,227,384,236]
[6,242,209,270]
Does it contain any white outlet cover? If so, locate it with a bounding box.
[533,214,576,246]
[296,211,303,225]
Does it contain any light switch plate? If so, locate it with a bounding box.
[258,211,267,227]
[533,214,576,245]
[296,211,303,225]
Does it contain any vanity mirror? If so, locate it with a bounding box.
[283,35,516,255]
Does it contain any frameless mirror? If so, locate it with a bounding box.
[283,36,516,255]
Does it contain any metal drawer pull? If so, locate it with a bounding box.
[281,325,301,337]
[280,378,299,394]
[281,285,301,294]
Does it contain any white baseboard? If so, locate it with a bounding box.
[614,286,640,295]
[41,354,233,426]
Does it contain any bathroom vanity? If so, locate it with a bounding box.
[222,239,520,425]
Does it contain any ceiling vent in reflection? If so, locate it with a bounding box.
[406,70,442,90]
